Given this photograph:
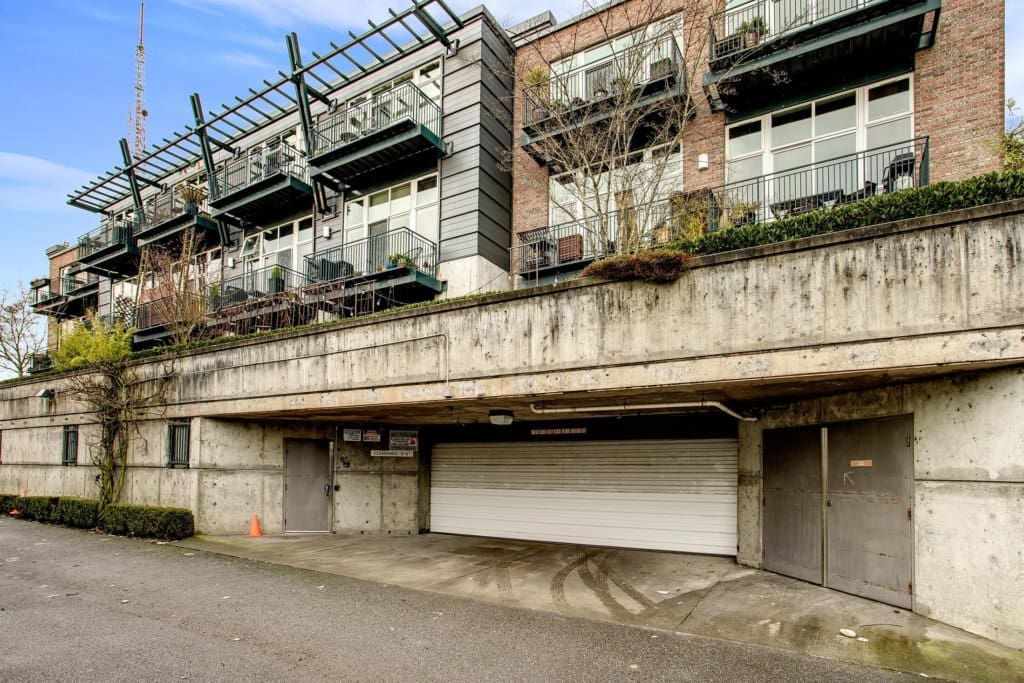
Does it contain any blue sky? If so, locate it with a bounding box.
[0,0,1019,298]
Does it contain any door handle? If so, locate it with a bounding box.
[324,483,331,497]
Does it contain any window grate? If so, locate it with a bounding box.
[167,421,191,468]
[62,426,79,466]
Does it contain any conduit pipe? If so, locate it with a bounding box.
[529,400,757,422]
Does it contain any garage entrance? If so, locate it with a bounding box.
[763,415,913,608]
[430,439,739,554]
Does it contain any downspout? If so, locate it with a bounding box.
[530,400,757,422]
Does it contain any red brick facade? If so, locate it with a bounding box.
[45,246,80,350]
[511,0,1005,241]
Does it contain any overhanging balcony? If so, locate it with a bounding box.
[32,274,100,319]
[521,34,689,163]
[310,81,444,190]
[137,191,220,248]
[76,220,139,276]
[304,227,442,308]
[209,143,314,227]
[209,264,305,313]
[704,0,941,112]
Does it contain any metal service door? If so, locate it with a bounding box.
[763,427,823,584]
[825,416,913,608]
[284,439,332,533]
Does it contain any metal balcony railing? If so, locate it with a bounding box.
[142,190,210,229]
[60,274,97,295]
[304,227,439,284]
[210,264,304,311]
[28,352,53,374]
[312,81,442,157]
[709,0,884,61]
[77,220,137,259]
[517,200,678,275]
[523,34,682,127]
[709,136,929,229]
[212,142,308,201]
[32,287,60,304]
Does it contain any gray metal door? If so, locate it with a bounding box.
[825,416,913,608]
[284,439,331,533]
[763,427,823,584]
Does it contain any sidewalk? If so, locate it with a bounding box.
[177,533,1024,682]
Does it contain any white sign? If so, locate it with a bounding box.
[370,449,415,458]
[342,428,362,442]
[390,429,419,450]
[363,429,382,443]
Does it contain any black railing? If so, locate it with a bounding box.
[710,136,928,229]
[211,264,304,311]
[78,220,137,258]
[212,142,308,200]
[523,34,682,127]
[304,227,439,284]
[61,274,97,295]
[313,81,442,157]
[517,200,678,275]
[32,287,61,304]
[143,190,210,229]
[28,352,53,374]
[710,0,882,61]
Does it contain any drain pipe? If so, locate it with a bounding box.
[529,400,757,422]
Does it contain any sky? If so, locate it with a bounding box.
[0,0,1020,299]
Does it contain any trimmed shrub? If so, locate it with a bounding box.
[15,496,60,522]
[0,494,18,515]
[671,170,1024,257]
[100,503,195,540]
[583,249,693,283]
[54,497,100,529]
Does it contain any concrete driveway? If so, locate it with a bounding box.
[177,533,1024,682]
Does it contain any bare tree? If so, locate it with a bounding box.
[138,223,211,348]
[513,0,711,258]
[0,283,46,377]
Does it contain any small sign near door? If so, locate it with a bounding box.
[390,429,419,450]
[342,428,362,442]
[363,428,382,443]
[371,449,415,458]
[850,459,873,467]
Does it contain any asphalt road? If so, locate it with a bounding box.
[0,519,911,682]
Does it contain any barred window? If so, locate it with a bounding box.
[62,426,79,466]
[167,421,190,468]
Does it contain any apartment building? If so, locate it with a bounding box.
[7,0,1021,651]
[31,0,513,349]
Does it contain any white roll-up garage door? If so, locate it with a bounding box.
[430,439,738,555]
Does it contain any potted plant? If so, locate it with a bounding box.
[387,253,413,269]
[269,265,285,293]
[177,183,207,215]
[738,17,767,48]
[726,201,760,228]
[524,66,551,123]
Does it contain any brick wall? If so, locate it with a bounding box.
[914,0,1005,181]
[45,247,80,350]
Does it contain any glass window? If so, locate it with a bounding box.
[390,183,412,214]
[816,94,856,136]
[416,176,438,205]
[868,79,910,121]
[240,234,260,257]
[774,143,812,173]
[867,117,913,151]
[728,121,762,158]
[368,191,390,222]
[345,199,365,227]
[814,132,856,163]
[772,106,812,148]
[727,155,762,183]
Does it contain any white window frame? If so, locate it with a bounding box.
[343,173,440,245]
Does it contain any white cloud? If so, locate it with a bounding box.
[217,50,277,71]
[0,153,95,213]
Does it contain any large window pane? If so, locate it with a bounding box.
[868,79,910,121]
[390,183,412,215]
[816,94,856,136]
[814,132,856,162]
[814,132,858,195]
[727,154,763,183]
[772,143,812,202]
[415,205,439,244]
[728,121,761,158]
[772,106,812,148]
[368,190,389,222]
[866,116,912,150]
[416,176,438,205]
[345,199,364,227]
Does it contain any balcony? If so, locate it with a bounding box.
[31,274,100,319]
[704,0,941,112]
[209,142,314,226]
[518,137,928,279]
[310,81,444,190]
[705,136,929,229]
[521,34,688,161]
[209,264,305,312]
[137,191,220,248]
[304,227,443,308]
[76,219,139,276]
[28,352,53,374]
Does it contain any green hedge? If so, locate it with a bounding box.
[100,503,195,540]
[54,497,101,529]
[14,496,60,522]
[671,170,1024,257]
[0,494,193,540]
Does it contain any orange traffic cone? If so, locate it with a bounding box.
[248,513,263,537]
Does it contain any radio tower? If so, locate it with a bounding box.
[128,2,147,159]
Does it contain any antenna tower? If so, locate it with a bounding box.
[128,2,147,159]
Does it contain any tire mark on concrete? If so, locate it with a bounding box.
[549,550,593,605]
